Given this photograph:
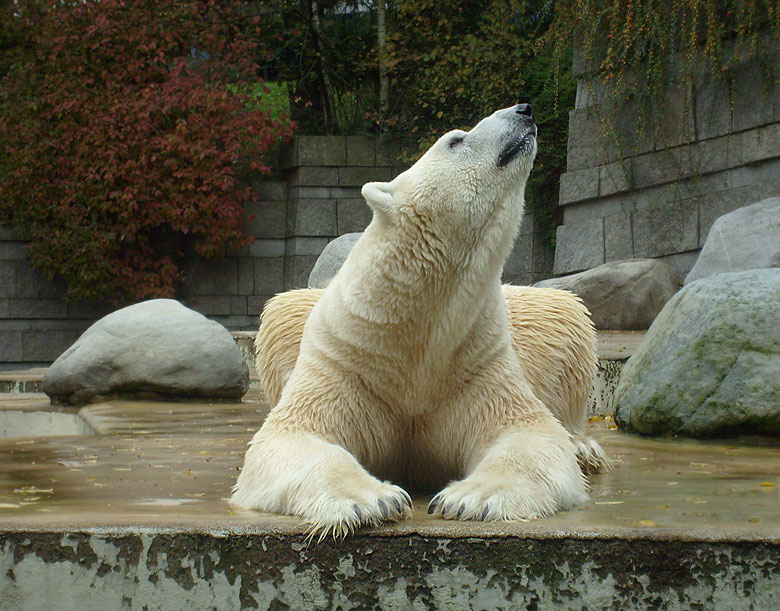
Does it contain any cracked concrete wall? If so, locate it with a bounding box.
[2,531,779,609]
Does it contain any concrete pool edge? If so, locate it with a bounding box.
[2,525,778,610]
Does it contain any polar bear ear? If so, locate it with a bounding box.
[362,181,396,221]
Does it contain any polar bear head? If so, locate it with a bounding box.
[360,104,536,275]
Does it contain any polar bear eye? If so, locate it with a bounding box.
[449,136,464,149]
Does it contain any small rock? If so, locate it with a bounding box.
[308,232,363,288]
[685,197,780,285]
[534,259,678,330]
[613,268,780,437]
[43,299,249,405]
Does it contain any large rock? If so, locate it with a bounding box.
[43,299,249,405]
[534,259,678,329]
[613,269,780,437]
[308,232,362,288]
[685,197,780,285]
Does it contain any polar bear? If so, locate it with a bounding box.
[231,104,609,536]
[254,285,607,474]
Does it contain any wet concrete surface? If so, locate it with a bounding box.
[596,330,646,360]
[0,388,778,541]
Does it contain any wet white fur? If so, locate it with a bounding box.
[230,107,609,536]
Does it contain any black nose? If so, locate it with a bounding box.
[515,103,533,119]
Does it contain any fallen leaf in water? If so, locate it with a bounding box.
[759,482,776,487]
[636,520,656,527]
[748,518,760,523]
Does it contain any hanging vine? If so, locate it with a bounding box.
[541,0,780,188]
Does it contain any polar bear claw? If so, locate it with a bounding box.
[304,482,412,541]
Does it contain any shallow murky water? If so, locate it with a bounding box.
[0,390,778,537]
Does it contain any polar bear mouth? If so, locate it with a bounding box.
[497,129,536,168]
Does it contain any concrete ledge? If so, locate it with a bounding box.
[2,527,778,609]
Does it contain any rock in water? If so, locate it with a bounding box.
[613,269,780,437]
[685,197,780,285]
[534,259,678,330]
[308,232,363,288]
[43,299,249,405]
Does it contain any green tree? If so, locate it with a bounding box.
[387,0,576,244]
[258,0,380,134]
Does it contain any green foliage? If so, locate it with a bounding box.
[0,0,294,304]
[334,85,379,134]
[229,82,292,122]
[387,0,574,244]
[257,0,379,134]
[545,0,779,90]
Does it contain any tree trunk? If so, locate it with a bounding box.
[309,0,338,134]
[377,0,389,130]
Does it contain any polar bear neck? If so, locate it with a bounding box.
[331,186,524,331]
[308,182,526,409]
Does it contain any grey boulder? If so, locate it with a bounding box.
[685,197,780,285]
[534,259,678,329]
[308,232,363,288]
[613,268,780,437]
[43,299,249,405]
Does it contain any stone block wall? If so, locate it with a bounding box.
[555,42,780,282]
[503,212,554,286]
[280,135,407,290]
[0,228,106,363]
[0,134,553,365]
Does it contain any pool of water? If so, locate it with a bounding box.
[0,395,94,438]
[0,410,94,438]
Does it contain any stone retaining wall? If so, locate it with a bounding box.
[555,40,780,281]
[0,135,552,365]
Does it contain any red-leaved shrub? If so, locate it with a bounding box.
[0,0,294,303]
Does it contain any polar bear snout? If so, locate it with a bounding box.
[486,103,537,168]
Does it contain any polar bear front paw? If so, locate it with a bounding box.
[573,435,613,474]
[305,483,413,540]
[427,469,586,522]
